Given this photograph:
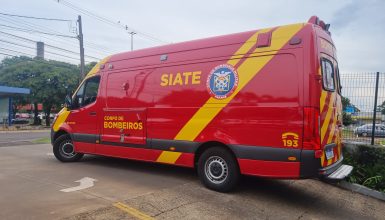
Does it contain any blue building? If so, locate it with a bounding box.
[0,86,30,126]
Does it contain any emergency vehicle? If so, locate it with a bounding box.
[51,16,353,192]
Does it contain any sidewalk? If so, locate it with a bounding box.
[0,125,50,133]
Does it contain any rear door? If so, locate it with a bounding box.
[319,55,342,168]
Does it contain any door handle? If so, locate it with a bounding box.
[89,112,96,116]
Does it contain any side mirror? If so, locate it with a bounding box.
[65,95,72,109]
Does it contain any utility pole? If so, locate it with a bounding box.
[77,15,85,79]
[129,31,136,51]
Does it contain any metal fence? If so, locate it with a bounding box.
[340,72,385,146]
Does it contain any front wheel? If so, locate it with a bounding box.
[198,147,240,192]
[53,134,84,162]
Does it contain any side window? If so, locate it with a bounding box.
[321,58,335,91]
[73,76,101,108]
[73,83,85,109]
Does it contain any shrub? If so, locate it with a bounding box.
[343,144,385,192]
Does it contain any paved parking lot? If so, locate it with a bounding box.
[0,130,50,147]
[0,143,384,220]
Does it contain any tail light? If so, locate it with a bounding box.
[303,107,320,152]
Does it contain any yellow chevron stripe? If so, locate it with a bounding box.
[156,28,271,164]
[327,109,337,144]
[227,28,271,66]
[86,56,111,78]
[320,90,328,113]
[174,24,303,142]
[156,151,182,164]
[157,24,303,164]
[321,92,335,143]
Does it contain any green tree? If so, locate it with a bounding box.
[378,101,385,115]
[0,57,81,126]
[341,96,356,126]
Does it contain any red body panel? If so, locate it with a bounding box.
[238,159,300,178]
[53,19,341,179]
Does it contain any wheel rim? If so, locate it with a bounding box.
[362,132,368,137]
[60,139,76,158]
[204,156,228,184]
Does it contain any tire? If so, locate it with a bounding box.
[197,147,240,192]
[53,134,84,162]
[362,132,368,137]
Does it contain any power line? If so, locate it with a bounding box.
[0,52,16,57]
[0,14,120,55]
[0,13,117,63]
[0,15,76,39]
[0,40,96,64]
[0,47,35,57]
[0,24,76,38]
[45,44,100,60]
[0,31,101,60]
[0,12,72,21]
[0,39,36,50]
[56,0,169,44]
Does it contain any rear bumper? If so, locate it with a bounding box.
[300,150,353,180]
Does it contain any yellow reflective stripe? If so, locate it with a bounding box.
[52,108,70,132]
[86,56,111,78]
[327,109,337,144]
[156,29,271,163]
[156,151,182,163]
[227,28,271,67]
[320,90,328,113]
[175,24,303,142]
[321,92,335,143]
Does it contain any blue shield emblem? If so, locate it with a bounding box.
[207,64,238,99]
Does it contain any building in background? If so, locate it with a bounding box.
[0,86,30,126]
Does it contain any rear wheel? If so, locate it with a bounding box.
[198,147,240,192]
[53,134,83,162]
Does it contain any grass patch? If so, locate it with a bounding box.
[32,137,50,144]
[342,129,354,137]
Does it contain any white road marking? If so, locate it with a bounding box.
[60,177,97,192]
[46,153,54,156]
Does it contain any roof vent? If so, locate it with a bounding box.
[256,32,272,48]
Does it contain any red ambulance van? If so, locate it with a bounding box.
[51,16,352,192]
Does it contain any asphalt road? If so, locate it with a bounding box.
[0,130,50,147]
[0,143,384,220]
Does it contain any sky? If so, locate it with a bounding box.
[1,0,384,72]
[1,0,384,110]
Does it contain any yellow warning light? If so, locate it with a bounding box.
[169,147,176,151]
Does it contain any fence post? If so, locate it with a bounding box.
[371,72,380,145]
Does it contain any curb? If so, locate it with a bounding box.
[337,180,385,201]
[0,129,50,134]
